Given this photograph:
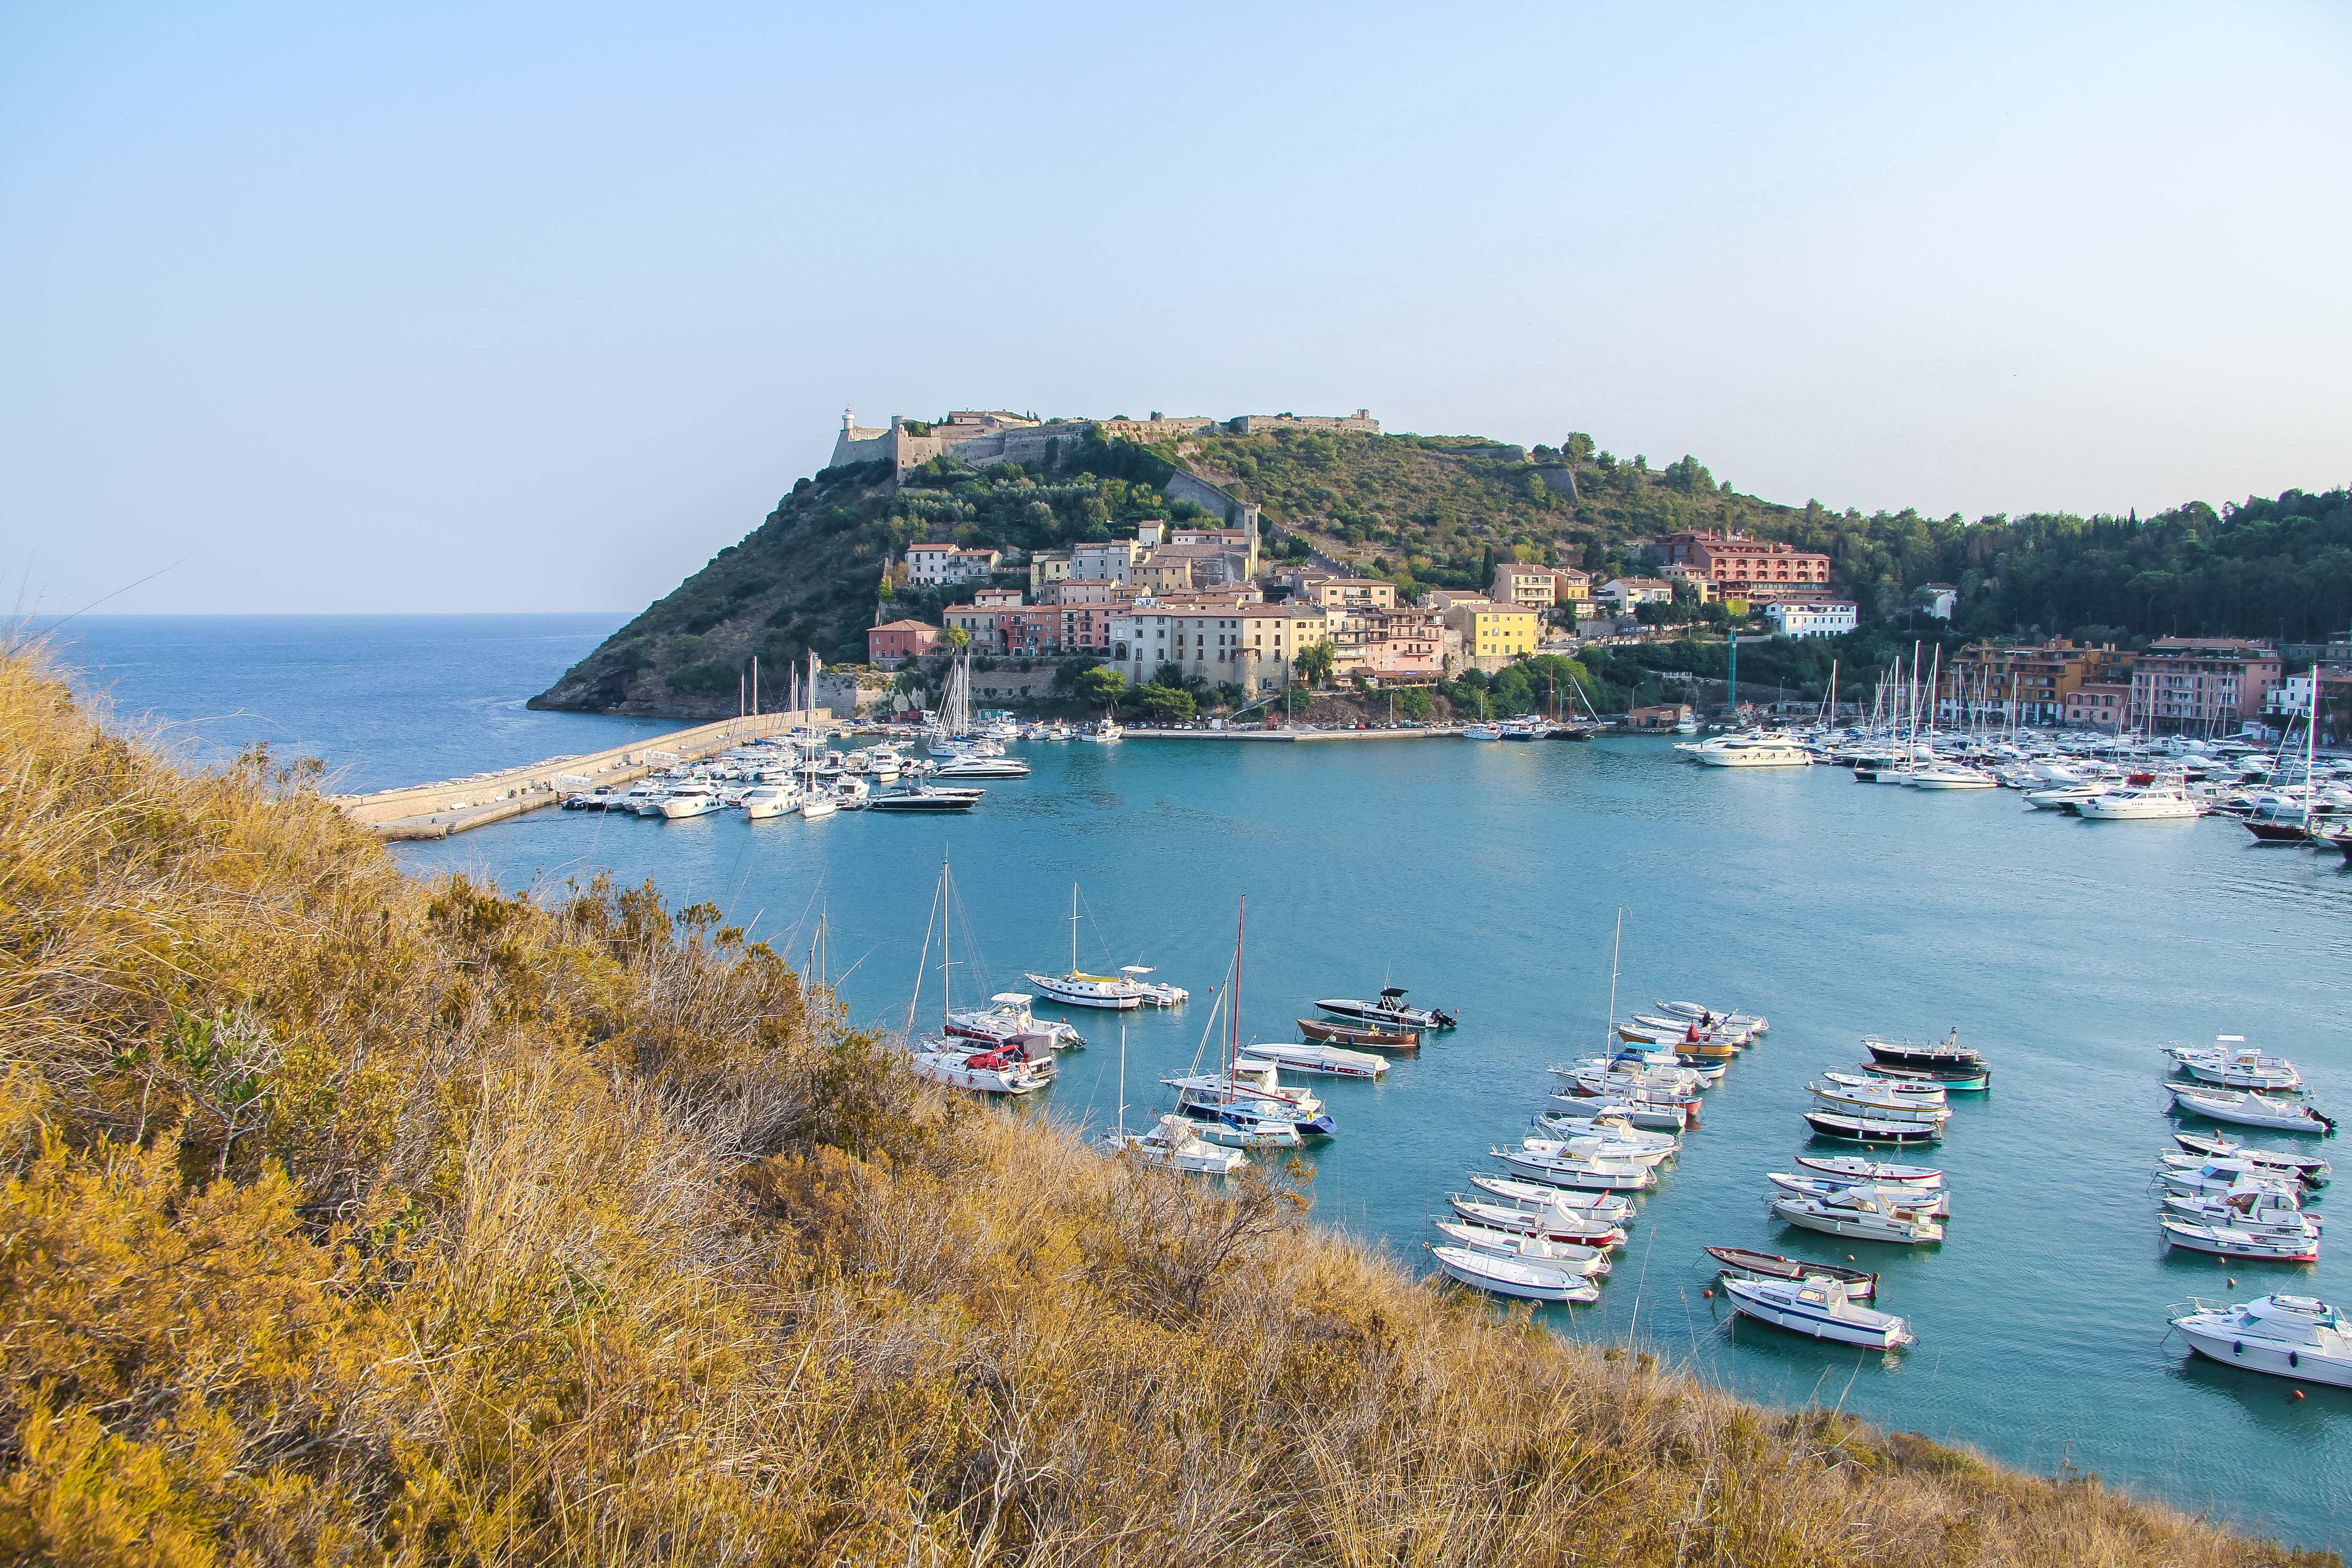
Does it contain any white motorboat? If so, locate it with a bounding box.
[945,992,1084,1051]
[930,754,1032,779]
[2024,783,2114,810]
[1428,1244,1599,1302]
[1692,733,1813,768]
[868,786,979,813]
[1444,1193,1627,1246]
[2160,1189,2315,1234]
[1119,966,1188,1006]
[1767,1172,1951,1218]
[1465,1175,1633,1221]
[2075,786,2201,820]
[2168,1083,2336,1135]
[2164,1037,2302,1092]
[2159,1159,2305,1200]
[1819,1071,1948,1106]
[1489,1146,1657,1191]
[1545,1091,1696,1131]
[1807,1083,1952,1124]
[1630,1011,1754,1044]
[1797,1152,1947,1189]
[1722,1275,1914,1348]
[2171,1132,2330,1186]
[1909,763,1999,790]
[906,1038,1050,1095]
[2171,1294,2352,1387]
[1317,987,1457,1030]
[738,783,802,819]
[1162,1062,1326,1120]
[1234,1042,1386,1079]
[1704,1246,1876,1299]
[1582,1048,1728,1084]
[2161,1218,2321,1262]
[1532,1112,1681,1155]
[656,786,726,819]
[1772,1191,1945,1244]
[1101,1114,1248,1175]
[1431,1221,1613,1274]
[1655,1000,1769,1033]
[1518,1133,1674,1169]
[1460,723,1505,741]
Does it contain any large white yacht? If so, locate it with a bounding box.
[2171,1294,2352,1387]
[1690,733,1812,768]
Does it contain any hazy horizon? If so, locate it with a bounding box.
[4,2,2347,615]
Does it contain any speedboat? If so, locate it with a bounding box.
[1518,1132,1675,1168]
[1318,987,1456,1029]
[930,754,1032,779]
[656,786,726,820]
[1703,1246,1876,1299]
[2171,1295,2352,1387]
[906,1038,1050,1095]
[1432,1221,1613,1275]
[738,783,802,820]
[2164,1037,2302,1093]
[1100,1114,1248,1175]
[2160,1218,2321,1262]
[867,786,979,812]
[1772,1191,1945,1244]
[2075,786,2201,820]
[1691,733,1813,768]
[1721,1274,1914,1348]
[1460,723,1506,742]
[1795,1154,1943,1187]
[1908,764,1998,790]
[1235,1042,1385,1079]
[2159,1189,2315,1234]
[1767,1172,1951,1218]
[1428,1244,1600,1303]
[2167,1083,2336,1135]
[2171,1132,2330,1186]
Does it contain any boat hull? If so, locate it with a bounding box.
[1429,1246,1599,1302]
[2161,1219,2320,1262]
[1722,1278,1912,1347]
[2176,1322,2352,1385]
[1703,1246,1876,1299]
[1772,1199,1943,1245]
[1804,1111,1944,1144]
[1298,1017,1420,1048]
[1024,972,1144,1010]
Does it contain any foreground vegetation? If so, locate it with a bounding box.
[3,644,2328,1566]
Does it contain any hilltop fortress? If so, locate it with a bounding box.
[828,407,1380,475]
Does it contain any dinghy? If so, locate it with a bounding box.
[1655,1000,1769,1034]
[1703,1246,1876,1299]
[1722,1275,1914,1349]
[1863,1060,1991,1092]
[1428,1244,1600,1303]
[2167,1083,2335,1135]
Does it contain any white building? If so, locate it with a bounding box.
[1072,539,1145,584]
[1920,583,1958,619]
[1765,600,1858,639]
[904,544,1002,586]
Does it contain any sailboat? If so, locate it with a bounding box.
[1099,1022,1248,1174]
[1171,897,1334,1147]
[905,852,1053,1094]
[1025,883,1149,1009]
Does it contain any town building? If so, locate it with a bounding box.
[1110,601,1330,694]
[1166,524,1261,578]
[1660,563,1717,603]
[866,619,940,667]
[2128,638,2283,733]
[904,544,1002,586]
[1289,574,1398,610]
[1920,583,1959,619]
[1596,577,1674,612]
[973,586,1024,609]
[995,606,1059,659]
[1438,597,1542,672]
[1072,539,1145,584]
[1491,562,1592,609]
[1764,600,1857,639]
[943,604,1000,648]
[1359,606,1447,685]
[1627,703,1694,730]
[2066,680,2133,728]
[1940,639,2134,727]
[1028,551,1073,593]
[1660,528,1832,601]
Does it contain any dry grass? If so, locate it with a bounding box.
[0,643,2329,1567]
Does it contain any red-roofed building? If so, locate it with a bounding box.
[867,619,940,667]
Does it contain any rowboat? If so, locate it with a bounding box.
[1803,1110,1945,1145]
[1702,1245,1876,1299]
[1793,1154,1943,1187]
[2167,1083,2336,1135]
[1298,1017,1420,1049]
[1428,1244,1600,1303]
[1722,1275,1913,1349]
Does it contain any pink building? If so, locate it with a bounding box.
[867,619,940,667]
[1360,607,1446,684]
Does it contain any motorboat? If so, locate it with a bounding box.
[1703,1246,1876,1300]
[1489,1147,1657,1191]
[1444,1193,1627,1246]
[1119,966,1189,1006]
[1100,1114,1248,1175]
[1234,1042,1387,1080]
[2170,1295,2352,1387]
[656,786,726,820]
[1460,723,1506,741]
[1655,1000,1769,1034]
[1863,1061,1991,1092]
[2024,783,2115,811]
[2075,786,2201,820]
[1803,1110,1944,1145]
[1428,1244,1600,1303]
[1794,1154,1942,1187]
[1772,1191,1945,1245]
[1162,1062,1326,1120]
[2164,1037,2302,1093]
[1556,1056,1706,1094]
[1518,1132,1676,1169]
[2159,1189,2315,1235]
[738,783,802,820]
[1630,1011,1754,1045]
[1908,764,1998,790]
[1721,1275,1914,1348]
[1767,1172,1951,1217]
[1691,733,1813,768]
[1807,1083,1952,1124]
[1298,1017,1420,1049]
[1173,1094,1310,1148]
[1614,1022,1736,1060]
[2167,1083,2336,1135]
[930,753,1033,779]
[2171,1132,2330,1186]
[906,1038,1050,1095]
[945,992,1085,1051]
[2160,1218,2321,1262]
[1861,1027,1987,1073]
[867,786,979,812]
[1533,1111,1681,1155]
[1317,987,1456,1030]
[1466,1175,1633,1221]
[1544,1090,1695,1131]
[1432,1221,1614,1274]
[2158,1158,2308,1200]
[1820,1071,1948,1106]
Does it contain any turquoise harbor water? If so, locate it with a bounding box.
[40,615,2352,1551]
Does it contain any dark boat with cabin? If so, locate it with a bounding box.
[1804,1110,1945,1145]
[1862,1027,1988,1074]
[1862,1060,1991,1092]
[1317,987,1457,1030]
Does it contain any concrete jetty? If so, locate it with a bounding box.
[1121,726,1464,742]
[332,709,829,841]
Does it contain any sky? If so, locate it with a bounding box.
[3,2,2347,615]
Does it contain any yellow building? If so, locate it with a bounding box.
[1439,597,1542,667]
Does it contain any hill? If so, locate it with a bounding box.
[529,412,2351,718]
[0,641,2316,1566]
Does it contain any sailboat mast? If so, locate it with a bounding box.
[940,852,952,1033]
[1605,906,1623,1048]
[1070,883,1080,976]
[1232,896,1246,1078]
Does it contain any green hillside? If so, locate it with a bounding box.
[531,415,2351,717]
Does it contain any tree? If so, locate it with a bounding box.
[945,627,972,648]
[1397,687,1433,721]
[1135,683,1196,723]
[1564,432,1595,461]
[1294,643,1336,687]
[1075,666,1127,705]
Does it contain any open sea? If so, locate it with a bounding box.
[38,613,2352,1552]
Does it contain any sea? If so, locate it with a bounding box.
[38,613,2352,1552]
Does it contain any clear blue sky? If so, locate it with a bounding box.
[4,2,2346,614]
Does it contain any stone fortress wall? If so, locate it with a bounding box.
[828,407,1381,476]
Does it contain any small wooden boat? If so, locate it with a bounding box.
[1703,1245,1877,1299]
[1433,1221,1614,1274]
[1298,1017,1420,1049]
[1805,1110,1944,1145]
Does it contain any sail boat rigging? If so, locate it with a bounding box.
[904,851,1053,1095]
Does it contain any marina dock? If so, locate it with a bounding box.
[332,709,827,840]
[1122,725,1465,743]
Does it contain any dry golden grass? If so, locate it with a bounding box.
[0,643,2329,1567]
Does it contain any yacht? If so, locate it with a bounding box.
[1119,966,1189,1006]
[945,992,1085,1051]
[906,1037,1051,1095]
[2167,1083,2336,1134]
[2075,786,2201,820]
[1908,763,1999,790]
[656,787,725,820]
[1721,1274,1914,1349]
[2164,1037,2301,1092]
[867,786,978,813]
[1461,723,1505,741]
[1691,733,1813,768]
[931,753,1032,779]
[2171,1294,2352,1387]
[738,783,802,820]
[1026,884,1150,1008]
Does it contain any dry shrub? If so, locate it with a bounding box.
[0,643,2326,1567]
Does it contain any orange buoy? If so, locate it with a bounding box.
[1703,1289,1713,1298]
[2293,1390,2306,1401]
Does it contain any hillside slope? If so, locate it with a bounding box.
[1,643,2314,1566]
[532,415,2351,718]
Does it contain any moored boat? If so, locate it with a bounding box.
[1703,1246,1876,1299]
[2170,1294,2352,1387]
[1804,1109,1945,1145]
[1100,1114,1248,1174]
[2171,1132,2330,1186]
[1433,1221,1614,1274]
[1298,1017,1421,1049]
[1861,1027,1987,1073]
[2167,1083,2336,1135]
[1318,987,1457,1030]
[2161,1217,2321,1262]
[1772,1191,1945,1245]
[1721,1274,1914,1348]
[1235,1042,1387,1080]
[1794,1154,1943,1187]
[1428,1244,1600,1302]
